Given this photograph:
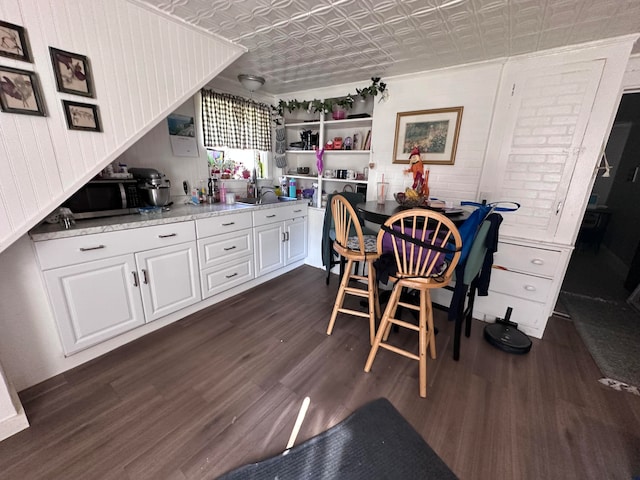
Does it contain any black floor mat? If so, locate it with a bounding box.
[217,398,458,480]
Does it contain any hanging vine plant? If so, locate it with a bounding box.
[273,77,387,118]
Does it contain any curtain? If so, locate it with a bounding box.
[201,89,271,151]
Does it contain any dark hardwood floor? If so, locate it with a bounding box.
[1,265,639,479]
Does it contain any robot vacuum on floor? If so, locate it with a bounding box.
[484,307,532,354]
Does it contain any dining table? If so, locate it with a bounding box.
[356,200,471,227]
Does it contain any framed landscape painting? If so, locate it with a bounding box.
[392,107,463,165]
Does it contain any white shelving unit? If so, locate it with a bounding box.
[282,99,374,208]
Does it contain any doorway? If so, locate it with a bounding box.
[561,92,640,299]
[557,92,640,391]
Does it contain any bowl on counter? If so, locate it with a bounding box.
[139,185,171,206]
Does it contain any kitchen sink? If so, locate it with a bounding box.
[236,196,298,205]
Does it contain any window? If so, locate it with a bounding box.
[201,89,271,178]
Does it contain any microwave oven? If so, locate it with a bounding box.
[62,178,143,219]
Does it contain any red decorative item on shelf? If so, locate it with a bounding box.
[325,140,334,150]
[333,137,343,149]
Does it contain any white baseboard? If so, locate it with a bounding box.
[0,383,29,442]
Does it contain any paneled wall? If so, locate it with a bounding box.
[0,0,244,254]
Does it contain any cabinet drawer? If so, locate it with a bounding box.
[200,256,254,299]
[34,222,195,270]
[195,212,253,238]
[197,228,253,269]
[473,292,546,330]
[488,268,553,303]
[252,204,307,227]
[494,242,561,277]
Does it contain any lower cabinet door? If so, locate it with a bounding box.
[254,222,285,277]
[43,253,145,355]
[135,242,201,322]
[285,217,307,264]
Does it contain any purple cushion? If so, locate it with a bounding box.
[381,225,446,274]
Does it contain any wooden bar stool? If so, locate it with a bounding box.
[326,195,381,345]
[364,209,462,397]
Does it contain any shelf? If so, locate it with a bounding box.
[321,178,368,184]
[324,117,372,128]
[285,174,317,180]
[286,149,370,154]
[285,121,320,128]
[324,150,370,154]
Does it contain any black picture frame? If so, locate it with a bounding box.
[0,20,32,62]
[49,47,95,97]
[0,66,46,116]
[62,100,101,132]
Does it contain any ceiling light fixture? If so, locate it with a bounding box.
[238,74,265,93]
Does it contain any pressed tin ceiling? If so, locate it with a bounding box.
[133,0,640,94]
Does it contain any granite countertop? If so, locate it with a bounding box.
[29,199,309,242]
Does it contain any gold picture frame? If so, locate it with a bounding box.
[392,107,463,165]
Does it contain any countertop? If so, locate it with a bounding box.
[29,199,310,242]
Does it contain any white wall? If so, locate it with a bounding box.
[0,0,244,254]
[0,37,637,399]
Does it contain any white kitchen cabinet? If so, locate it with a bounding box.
[196,213,255,299]
[42,253,145,355]
[254,221,286,276]
[253,204,308,277]
[285,216,308,264]
[135,242,201,322]
[35,222,199,354]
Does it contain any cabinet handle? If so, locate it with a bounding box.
[285,231,290,241]
[79,244,105,251]
[222,222,235,226]
[282,232,286,242]
[531,259,544,265]
[524,285,536,292]
[132,271,139,287]
[225,272,238,279]
[224,246,237,251]
[142,269,149,284]
[293,209,302,213]
[266,214,277,218]
[158,233,177,238]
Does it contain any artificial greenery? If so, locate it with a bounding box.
[274,77,387,118]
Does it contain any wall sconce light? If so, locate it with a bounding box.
[238,74,265,93]
[598,153,612,178]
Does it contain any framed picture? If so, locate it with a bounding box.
[0,66,46,116]
[49,47,95,97]
[62,100,101,131]
[392,107,463,165]
[0,20,31,62]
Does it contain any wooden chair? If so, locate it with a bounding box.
[326,195,381,345]
[364,209,462,397]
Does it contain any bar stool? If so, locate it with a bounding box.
[326,194,381,345]
[364,209,462,397]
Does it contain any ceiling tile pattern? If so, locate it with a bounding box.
[135,0,640,94]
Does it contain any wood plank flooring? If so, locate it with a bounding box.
[1,265,639,479]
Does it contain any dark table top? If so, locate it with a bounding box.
[356,201,471,226]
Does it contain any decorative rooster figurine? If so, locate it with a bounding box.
[405,147,429,198]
